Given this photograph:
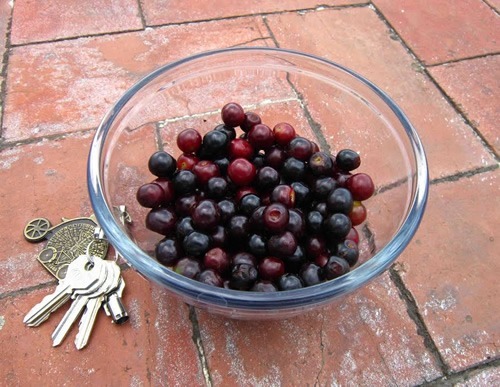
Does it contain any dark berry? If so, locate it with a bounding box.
[210,225,226,247]
[155,237,182,266]
[191,200,220,232]
[286,209,305,238]
[248,124,275,150]
[197,269,223,287]
[346,173,375,201]
[239,194,261,216]
[258,257,285,281]
[309,151,334,176]
[284,245,306,273]
[176,217,195,239]
[247,234,267,257]
[270,185,295,208]
[227,215,250,240]
[267,231,297,258]
[251,280,278,292]
[313,201,329,217]
[148,151,176,178]
[336,239,359,266]
[305,235,326,258]
[227,158,256,186]
[256,166,280,192]
[213,157,230,175]
[177,128,202,154]
[281,157,306,182]
[240,112,262,132]
[278,274,303,291]
[323,256,350,280]
[326,187,354,215]
[300,263,323,286]
[174,257,201,279]
[175,194,198,217]
[336,149,361,172]
[291,182,311,208]
[214,124,236,141]
[217,199,236,223]
[231,252,257,267]
[173,170,197,196]
[229,264,258,290]
[323,213,352,240]
[221,102,245,127]
[287,137,313,161]
[199,130,229,159]
[263,203,289,233]
[182,231,211,257]
[312,176,337,200]
[235,186,257,202]
[252,153,266,169]
[306,210,324,234]
[206,177,228,200]
[136,183,165,208]
[249,205,265,231]
[146,207,177,236]
[265,146,286,169]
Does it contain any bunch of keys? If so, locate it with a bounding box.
[23,251,128,349]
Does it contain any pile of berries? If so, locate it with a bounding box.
[136,102,374,291]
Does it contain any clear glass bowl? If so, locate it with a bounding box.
[88,47,428,319]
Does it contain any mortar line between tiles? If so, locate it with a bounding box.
[8,3,369,49]
[188,306,213,387]
[369,2,499,161]
[481,0,500,15]
[136,0,148,29]
[418,357,500,386]
[388,268,451,377]
[0,127,96,150]
[0,280,57,301]
[426,52,500,68]
[0,2,14,142]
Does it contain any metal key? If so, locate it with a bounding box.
[103,278,129,324]
[50,260,109,347]
[23,255,105,327]
[74,260,122,350]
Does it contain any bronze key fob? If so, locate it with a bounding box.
[24,215,109,280]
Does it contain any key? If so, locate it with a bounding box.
[23,255,105,327]
[74,260,122,350]
[103,278,129,324]
[50,261,109,347]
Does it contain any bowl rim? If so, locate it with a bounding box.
[88,46,429,310]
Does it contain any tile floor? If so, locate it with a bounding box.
[0,1,498,385]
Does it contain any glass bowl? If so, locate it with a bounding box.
[88,47,428,319]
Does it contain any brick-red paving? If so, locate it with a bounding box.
[0,1,498,385]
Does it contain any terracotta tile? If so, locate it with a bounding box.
[454,366,500,386]
[265,7,496,181]
[196,273,442,385]
[0,133,98,293]
[396,169,500,371]
[372,0,500,65]
[3,17,272,141]
[10,0,143,45]
[0,269,204,385]
[429,55,500,154]
[141,0,368,25]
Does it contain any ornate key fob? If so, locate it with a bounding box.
[23,215,109,280]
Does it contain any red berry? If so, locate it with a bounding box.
[258,257,285,281]
[204,247,230,274]
[136,183,164,208]
[228,138,254,160]
[349,201,367,226]
[263,203,289,233]
[192,160,220,186]
[270,185,295,208]
[247,124,275,150]
[177,153,199,170]
[345,227,360,244]
[287,137,313,161]
[177,128,202,154]
[346,173,375,201]
[221,102,245,127]
[153,178,176,204]
[273,122,296,147]
[227,158,256,186]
